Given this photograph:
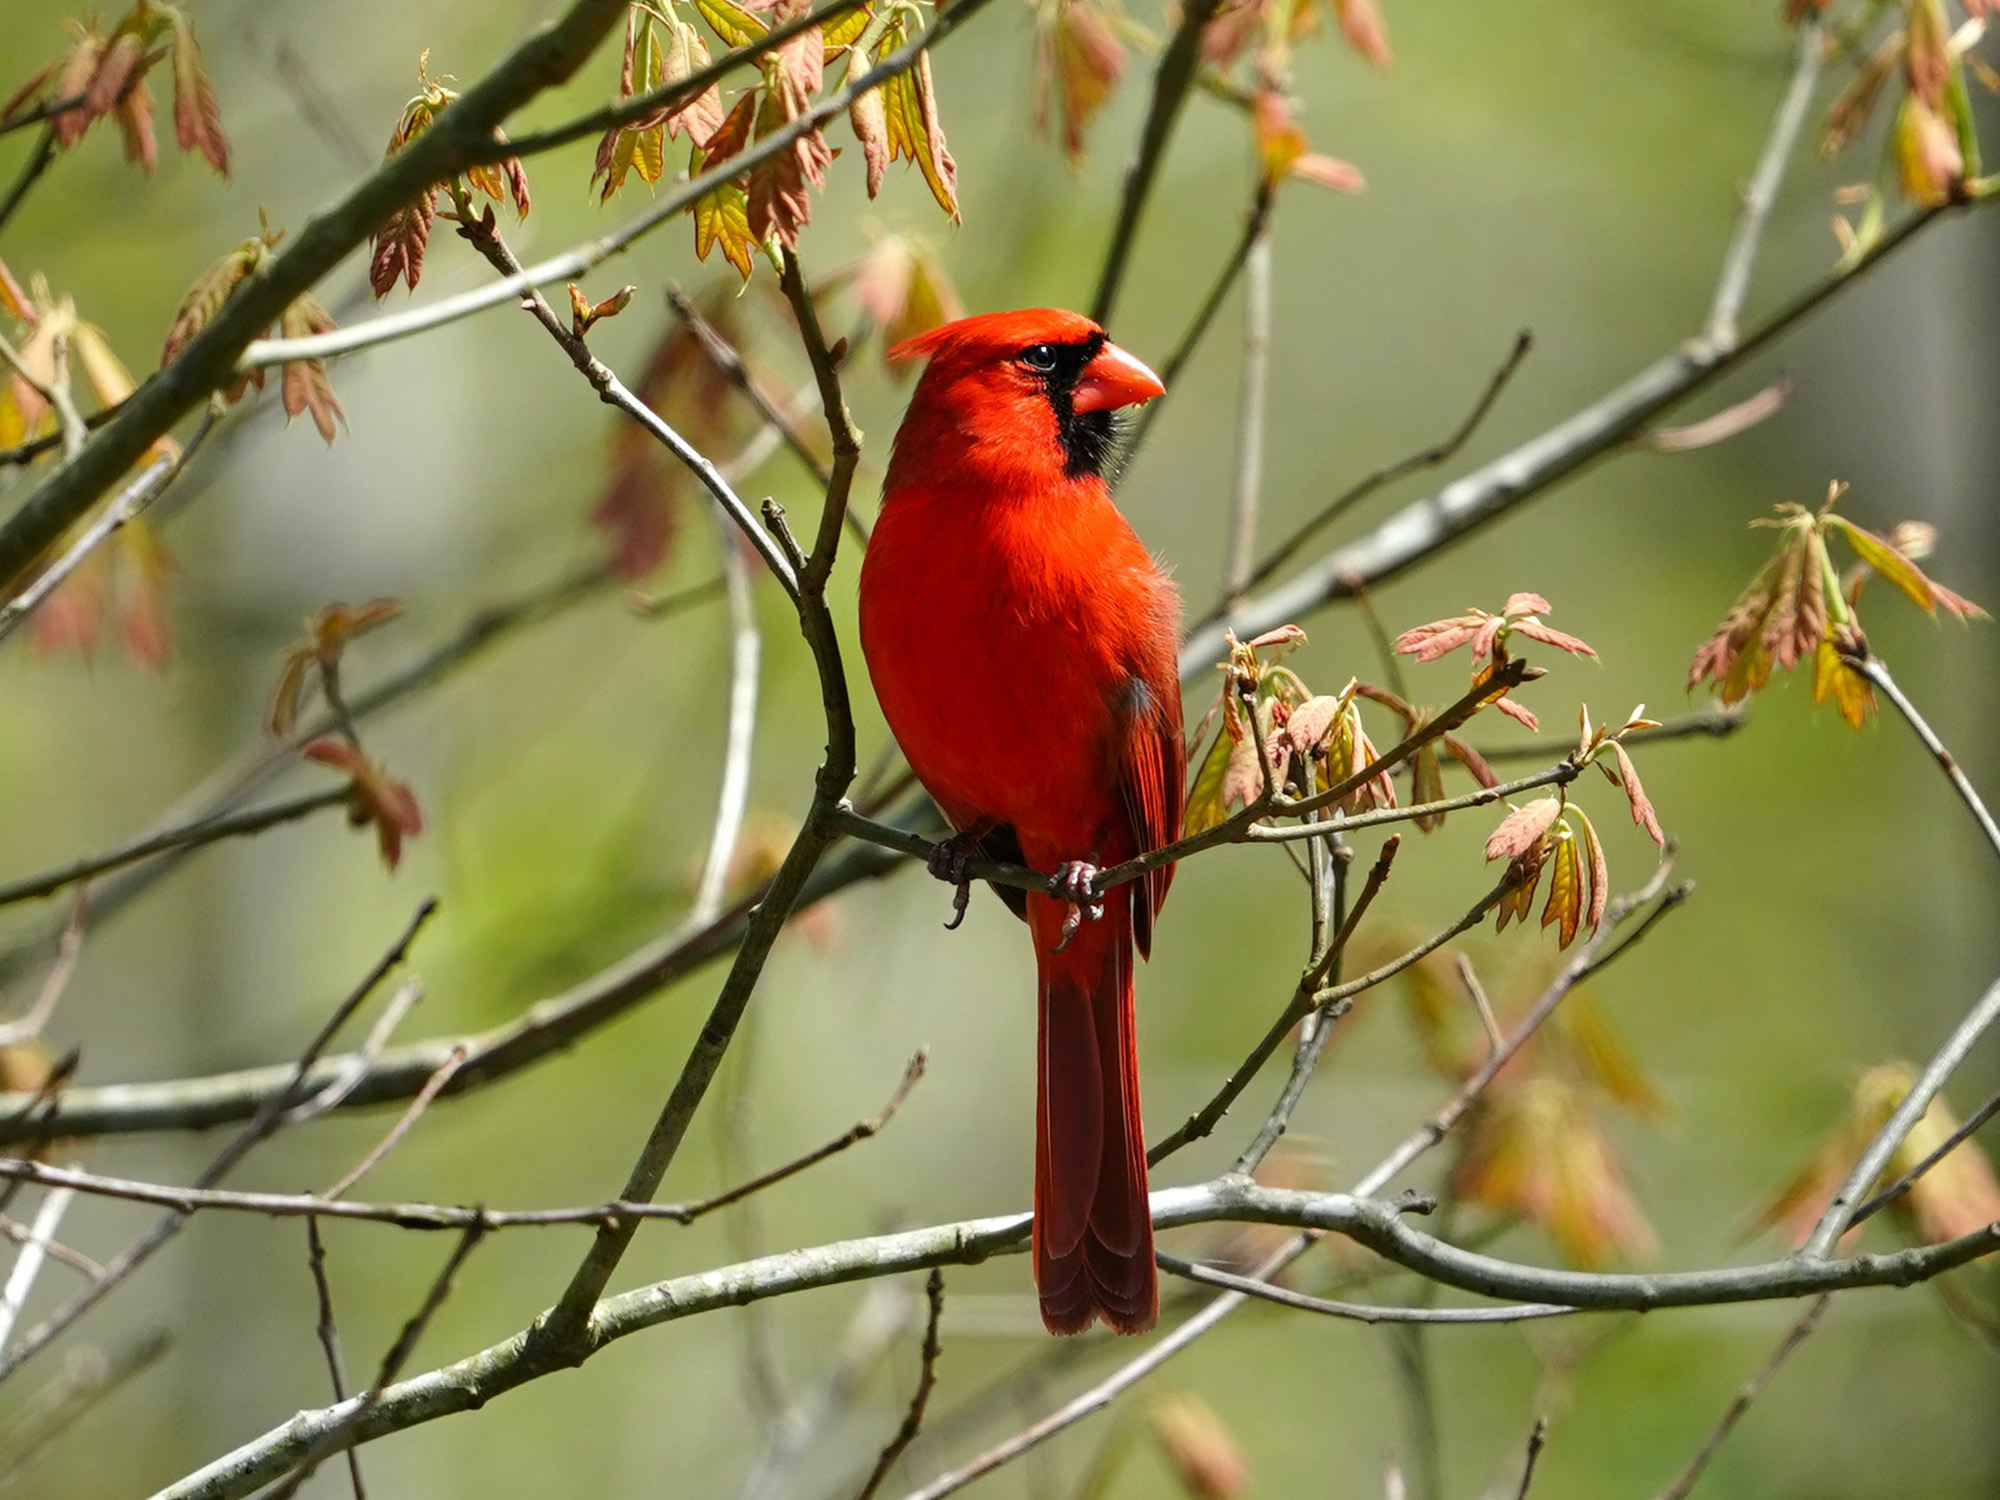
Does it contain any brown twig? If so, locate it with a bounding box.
[1514,1416,1551,1500]
[853,1269,946,1500]
[1204,329,1534,622]
[0,900,438,1386]
[303,1219,368,1500]
[322,1046,469,1201]
[1651,1296,1831,1500]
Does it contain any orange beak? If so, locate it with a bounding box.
[1071,341,1166,414]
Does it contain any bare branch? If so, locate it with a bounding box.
[853,1269,945,1500]
[1207,328,1534,621]
[1707,20,1825,351]
[1651,1295,1831,1500]
[231,1,1000,379]
[1090,0,1228,326]
[1155,1253,1575,1325]
[1801,973,2000,1259]
[1846,652,2000,866]
[0,901,437,1386]
[1513,1417,1551,1500]
[1180,193,1996,675]
[1219,223,1272,604]
[302,1220,369,1500]
[0,787,350,911]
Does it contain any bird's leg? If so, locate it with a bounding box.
[1050,861,1106,952]
[926,832,983,931]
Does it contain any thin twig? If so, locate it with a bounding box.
[1707,20,1825,350]
[1206,329,1534,620]
[1220,224,1272,604]
[0,895,86,1049]
[285,979,426,1123]
[1513,1417,1550,1500]
[1801,973,2000,1259]
[853,1269,945,1500]
[0,1329,171,1489]
[1472,706,1746,764]
[1853,1081,2000,1227]
[1651,1295,1831,1500]
[1847,653,2000,865]
[691,508,762,923]
[0,1190,74,1354]
[668,286,832,487]
[1155,1253,1574,1324]
[0,901,437,1386]
[303,1219,368,1500]
[322,1046,469,1200]
[1090,0,1228,325]
[1124,185,1274,462]
[1355,859,1686,1198]
[0,788,350,910]
[261,1224,485,1500]
[0,131,56,243]
[1456,955,1504,1055]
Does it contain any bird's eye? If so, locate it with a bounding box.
[1019,343,1058,373]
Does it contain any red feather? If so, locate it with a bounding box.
[860,309,1181,1334]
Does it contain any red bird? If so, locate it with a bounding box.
[858,309,1184,1335]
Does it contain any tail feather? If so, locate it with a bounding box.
[1032,893,1157,1335]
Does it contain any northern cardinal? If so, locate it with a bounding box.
[858,309,1184,1335]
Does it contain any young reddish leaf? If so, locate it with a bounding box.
[1810,631,1875,728]
[169,11,229,177]
[1036,0,1125,163]
[1608,742,1663,845]
[304,737,424,871]
[1493,695,1538,731]
[113,72,157,173]
[48,29,105,149]
[745,71,834,248]
[853,234,964,366]
[1281,693,1344,758]
[83,32,143,124]
[1149,1392,1250,1500]
[1509,618,1596,657]
[369,190,438,296]
[1251,89,1363,194]
[662,19,727,142]
[1,63,57,128]
[1442,732,1500,789]
[274,295,342,443]
[1486,797,1563,862]
[849,78,890,196]
[1331,0,1392,70]
[1823,512,1935,612]
[162,237,271,366]
[1572,804,1610,932]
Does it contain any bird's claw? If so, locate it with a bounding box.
[1051,861,1105,952]
[926,834,980,932]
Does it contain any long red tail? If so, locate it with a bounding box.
[1030,891,1157,1335]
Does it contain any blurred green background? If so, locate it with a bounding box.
[1,0,1997,1495]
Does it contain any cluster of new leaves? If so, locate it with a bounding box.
[1803,0,1998,248]
[160,214,344,443]
[367,56,533,298]
[1688,483,1985,728]
[1034,0,1382,191]
[1388,595,1663,947]
[268,600,425,870]
[1182,625,1403,834]
[590,0,956,281]
[1752,1062,2000,1257]
[1393,947,1666,1265]
[3,2,228,177]
[0,261,177,666]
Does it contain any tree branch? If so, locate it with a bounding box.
[231,0,999,379]
[1090,0,1228,326]
[143,1177,2000,1500]
[0,0,640,589]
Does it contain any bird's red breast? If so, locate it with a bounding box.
[859,309,1184,1333]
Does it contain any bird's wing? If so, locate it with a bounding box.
[1118,675,1185,962]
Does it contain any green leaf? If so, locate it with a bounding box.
[1823,513,1936,613]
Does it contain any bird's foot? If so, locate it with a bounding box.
[1051,861,1106,952]
[925,832,982,931]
